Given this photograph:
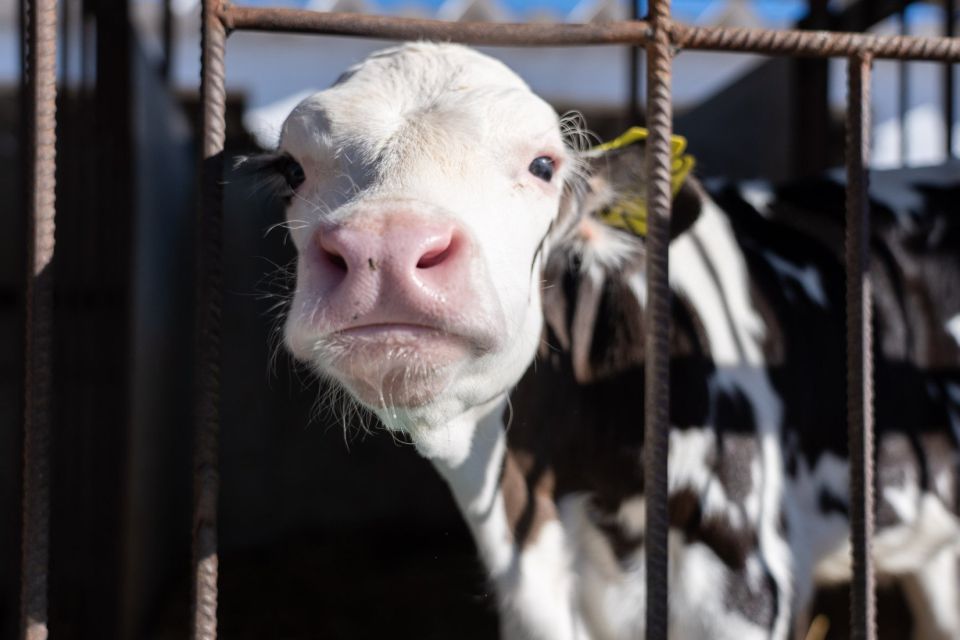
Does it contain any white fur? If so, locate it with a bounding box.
[738,183,775,214]
[668,428,750,529]
[902,544,960,640]
[500,519,585,640]
[671,200,792,639]
[672,200,768,367]
[433,400,583,639]
[815,492,960,581]
[668,540,771,640]
[946,313,960,346]
[793,443,960,638]
[786,451,854,612]
[430,396,514,575]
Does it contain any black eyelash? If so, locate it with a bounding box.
[235,151,302,203]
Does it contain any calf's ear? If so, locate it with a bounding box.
[542,129,703,384]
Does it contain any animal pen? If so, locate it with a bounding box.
[14,0,960,638]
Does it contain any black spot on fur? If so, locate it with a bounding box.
[817,488,848,517]
[723,560,777,629]
[668,488,755,571]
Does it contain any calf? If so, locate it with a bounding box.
[256,43,960,639]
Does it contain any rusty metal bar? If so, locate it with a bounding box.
[222,7,652,44]
[192,0,226,638]
[19,0,57,637]
[845,51,877,640]
[671,22,960,61]
[220,5,960,61]
[644,0,672,638]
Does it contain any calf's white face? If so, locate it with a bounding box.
[278,43,574,433]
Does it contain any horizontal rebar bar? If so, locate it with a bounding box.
[672,23,960,62]
[222,6,651,44]
[221,5,960,61]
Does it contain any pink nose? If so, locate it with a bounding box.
[309,212,469,320]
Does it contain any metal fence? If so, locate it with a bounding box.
[20,0,57,638]
[17,0,960,638]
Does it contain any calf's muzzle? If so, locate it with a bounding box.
[307,209,473,330]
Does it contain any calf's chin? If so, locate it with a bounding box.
[324,305,545,435]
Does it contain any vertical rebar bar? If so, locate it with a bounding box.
[644,1,672,639]
[845,51,876,640]
[19,0,57,638]
[192,1,226,639]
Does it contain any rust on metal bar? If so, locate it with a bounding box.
[644,1,672,638]
[222,6,652,44]
[845,51,877,640]
[192,0,226,638]
[220,4,960,61]
[671,22,960,61]
[20,0,57,637]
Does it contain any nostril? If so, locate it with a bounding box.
[417,246,450,270]
[315,231,349,272]
[417,235,458,270]
[324,248,348,272]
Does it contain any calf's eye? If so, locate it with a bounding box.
[282,157,305,192]
[528,156,555,182]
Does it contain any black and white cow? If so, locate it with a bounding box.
[260,42,960,639]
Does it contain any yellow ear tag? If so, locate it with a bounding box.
[591,127,696,237]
